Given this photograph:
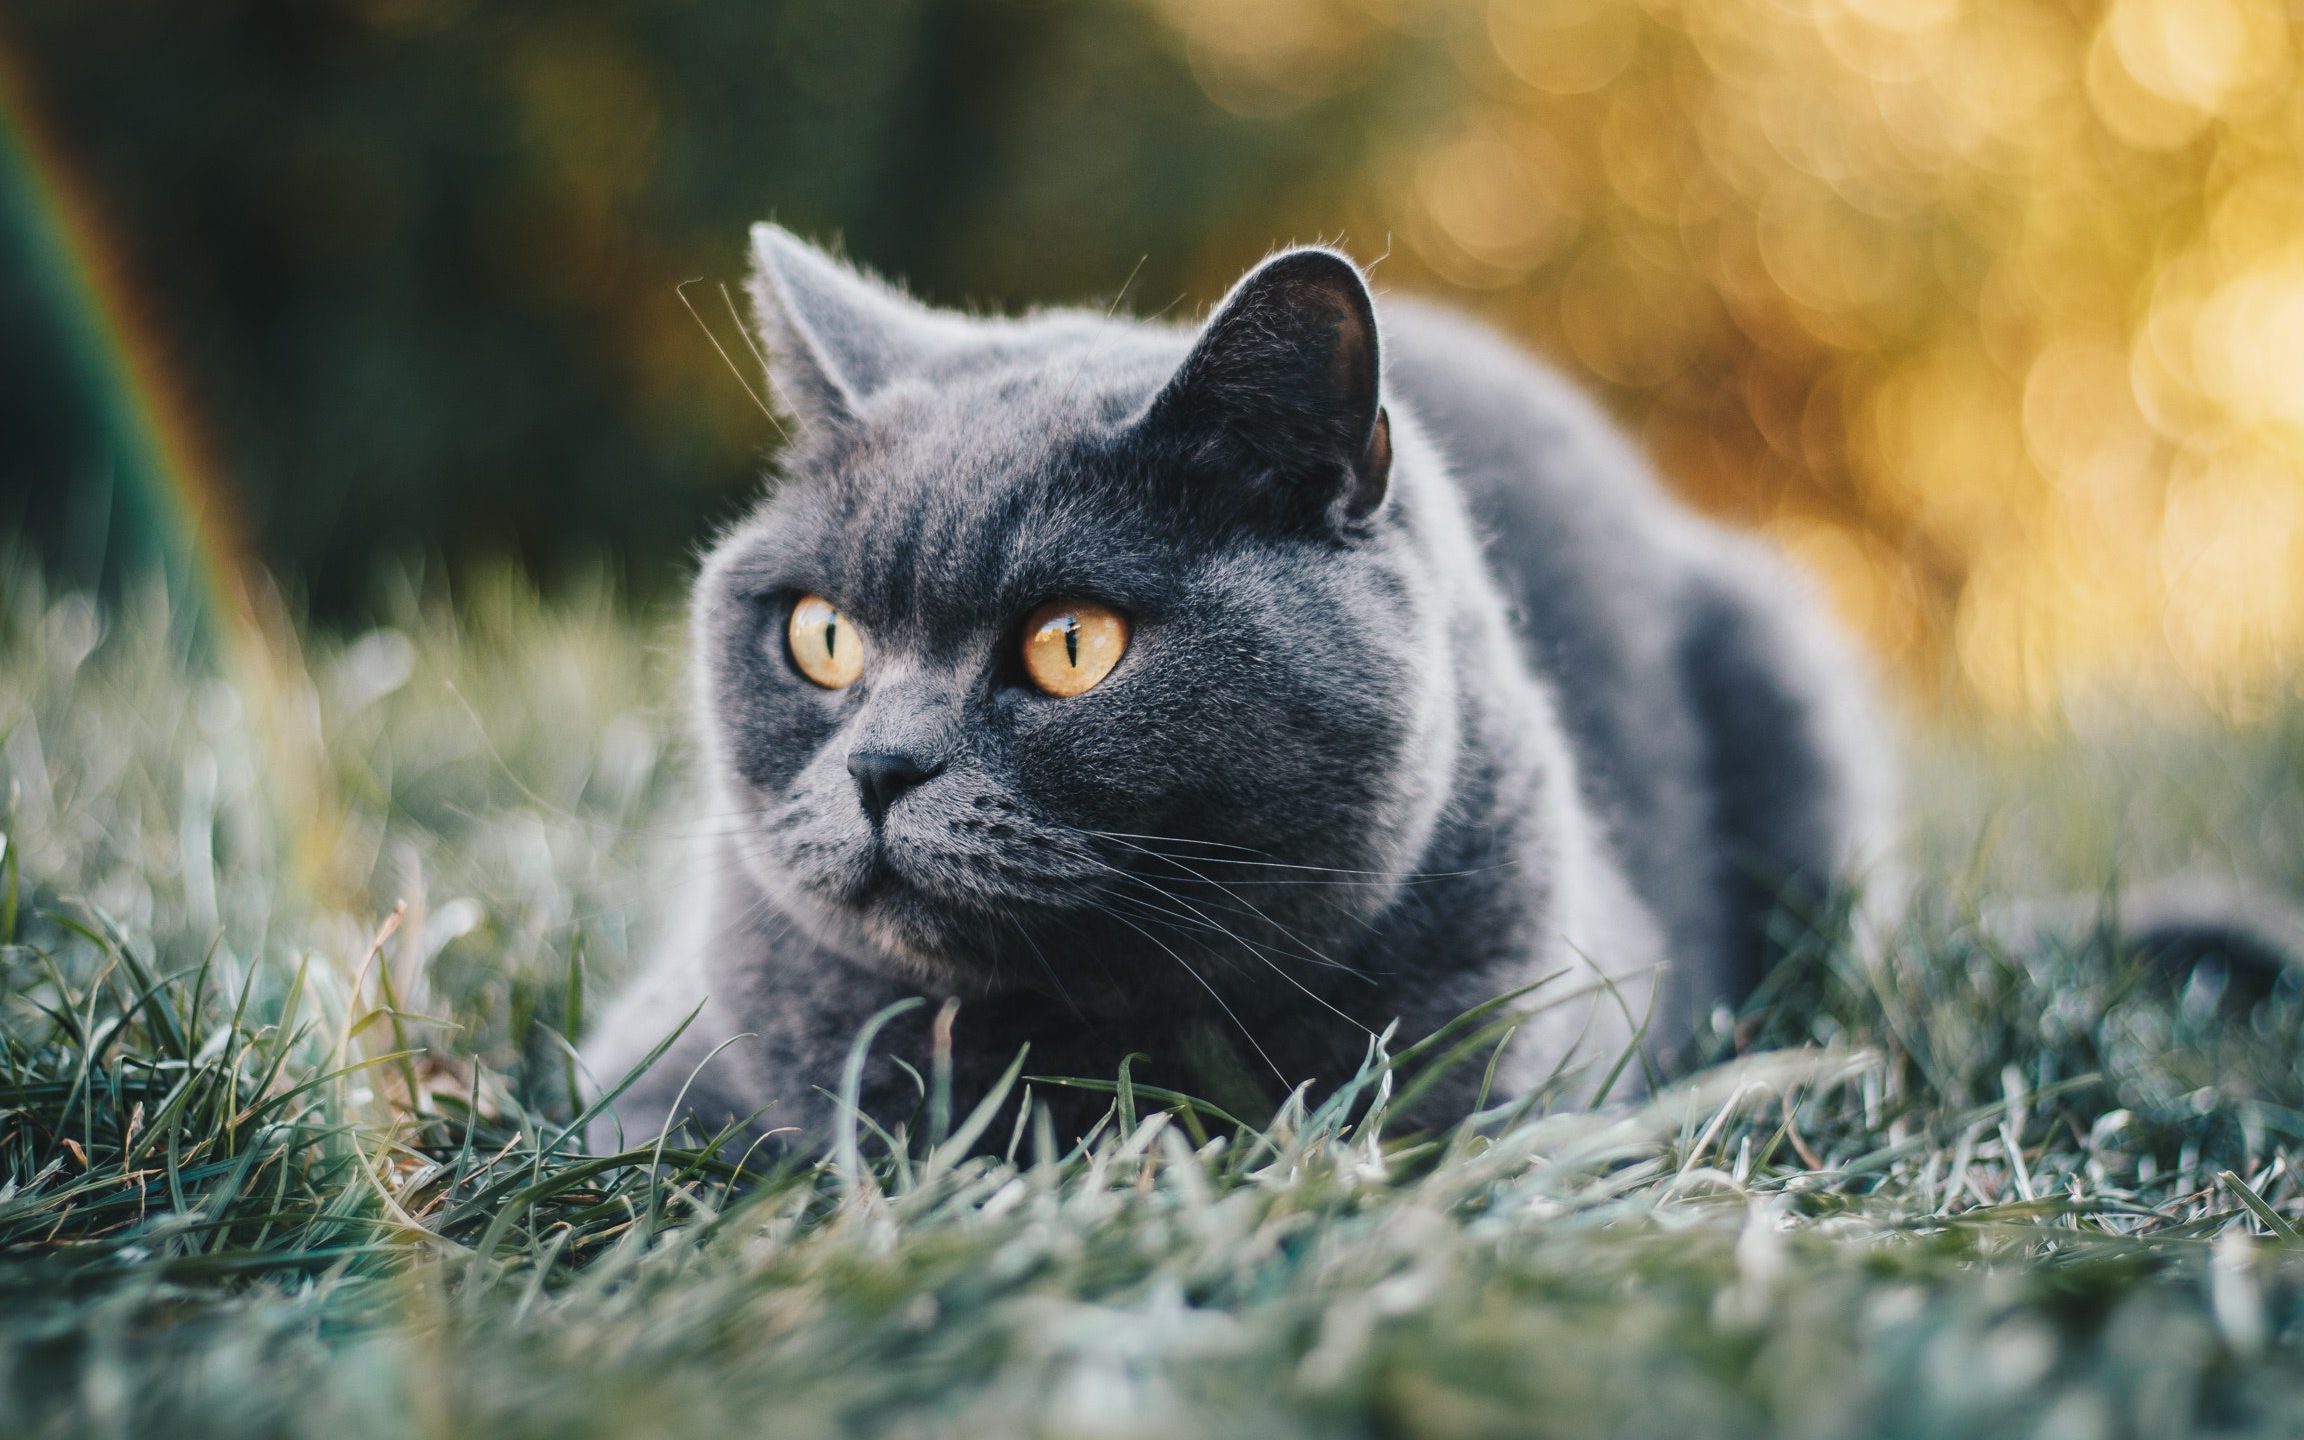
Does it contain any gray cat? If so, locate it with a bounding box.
[582,226,1896,1152]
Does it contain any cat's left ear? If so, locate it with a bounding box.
[1140,247,1391,526]
[745,224,945,435]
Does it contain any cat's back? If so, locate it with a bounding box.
[1378,297,1890,998]
[1377,298,1693,589]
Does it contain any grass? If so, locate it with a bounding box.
[6,557,2304,1439]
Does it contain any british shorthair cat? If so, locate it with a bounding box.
[583,226,1893,1151]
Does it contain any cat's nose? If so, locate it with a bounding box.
[847,747,943,823]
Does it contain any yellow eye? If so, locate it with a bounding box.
[787,594,864,689]
[1021,599,1129,697]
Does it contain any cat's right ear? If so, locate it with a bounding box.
[745,224,939,435]
[1136,247,1391,530]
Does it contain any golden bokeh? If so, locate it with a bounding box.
[1149,0,2304,721]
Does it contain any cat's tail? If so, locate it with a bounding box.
[1985,874,2304,1007]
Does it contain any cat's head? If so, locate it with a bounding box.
[693,227,1459,1015]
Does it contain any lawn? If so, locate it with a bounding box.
[6,558,2304,1440]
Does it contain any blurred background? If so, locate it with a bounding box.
[3,0,2300,720]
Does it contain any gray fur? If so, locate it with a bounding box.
[582,228,1897,1152]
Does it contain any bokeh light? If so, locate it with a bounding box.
[1152,0,2304,720]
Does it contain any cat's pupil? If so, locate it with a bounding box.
[824,618,838,657]
[1063,618,1078,667]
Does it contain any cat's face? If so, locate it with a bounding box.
[695,230,1454,1014]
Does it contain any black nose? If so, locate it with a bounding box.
[847,748,942,822]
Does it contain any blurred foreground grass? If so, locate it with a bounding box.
[5,558,2304,1439]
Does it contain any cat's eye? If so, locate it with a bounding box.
[1021,599,1129,697]
[787,594,864,689]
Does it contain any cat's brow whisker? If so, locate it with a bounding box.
[1046,252,1156,419]
[1105,254,1148,320]
[677,276,785,437]
[717,279,786,438]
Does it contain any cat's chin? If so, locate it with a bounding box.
[774,862,1023,997]
[848,911,1025,998]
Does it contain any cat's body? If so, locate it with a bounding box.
[583,230,1893,1151]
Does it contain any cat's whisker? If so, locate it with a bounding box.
[1083,835,1400,986]
[1169,852,1402,953]
[1101,880,1377,1034]
[1001,910,1089,1027]
[1100,858,1370,979]
[1098,878,1289,967]
[1084,898,1286,1086]
[1085,828,1514,886]
[1097,893,1256,985]
[1081,829,1293,859]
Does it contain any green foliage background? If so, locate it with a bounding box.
[2,0,1368,612]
